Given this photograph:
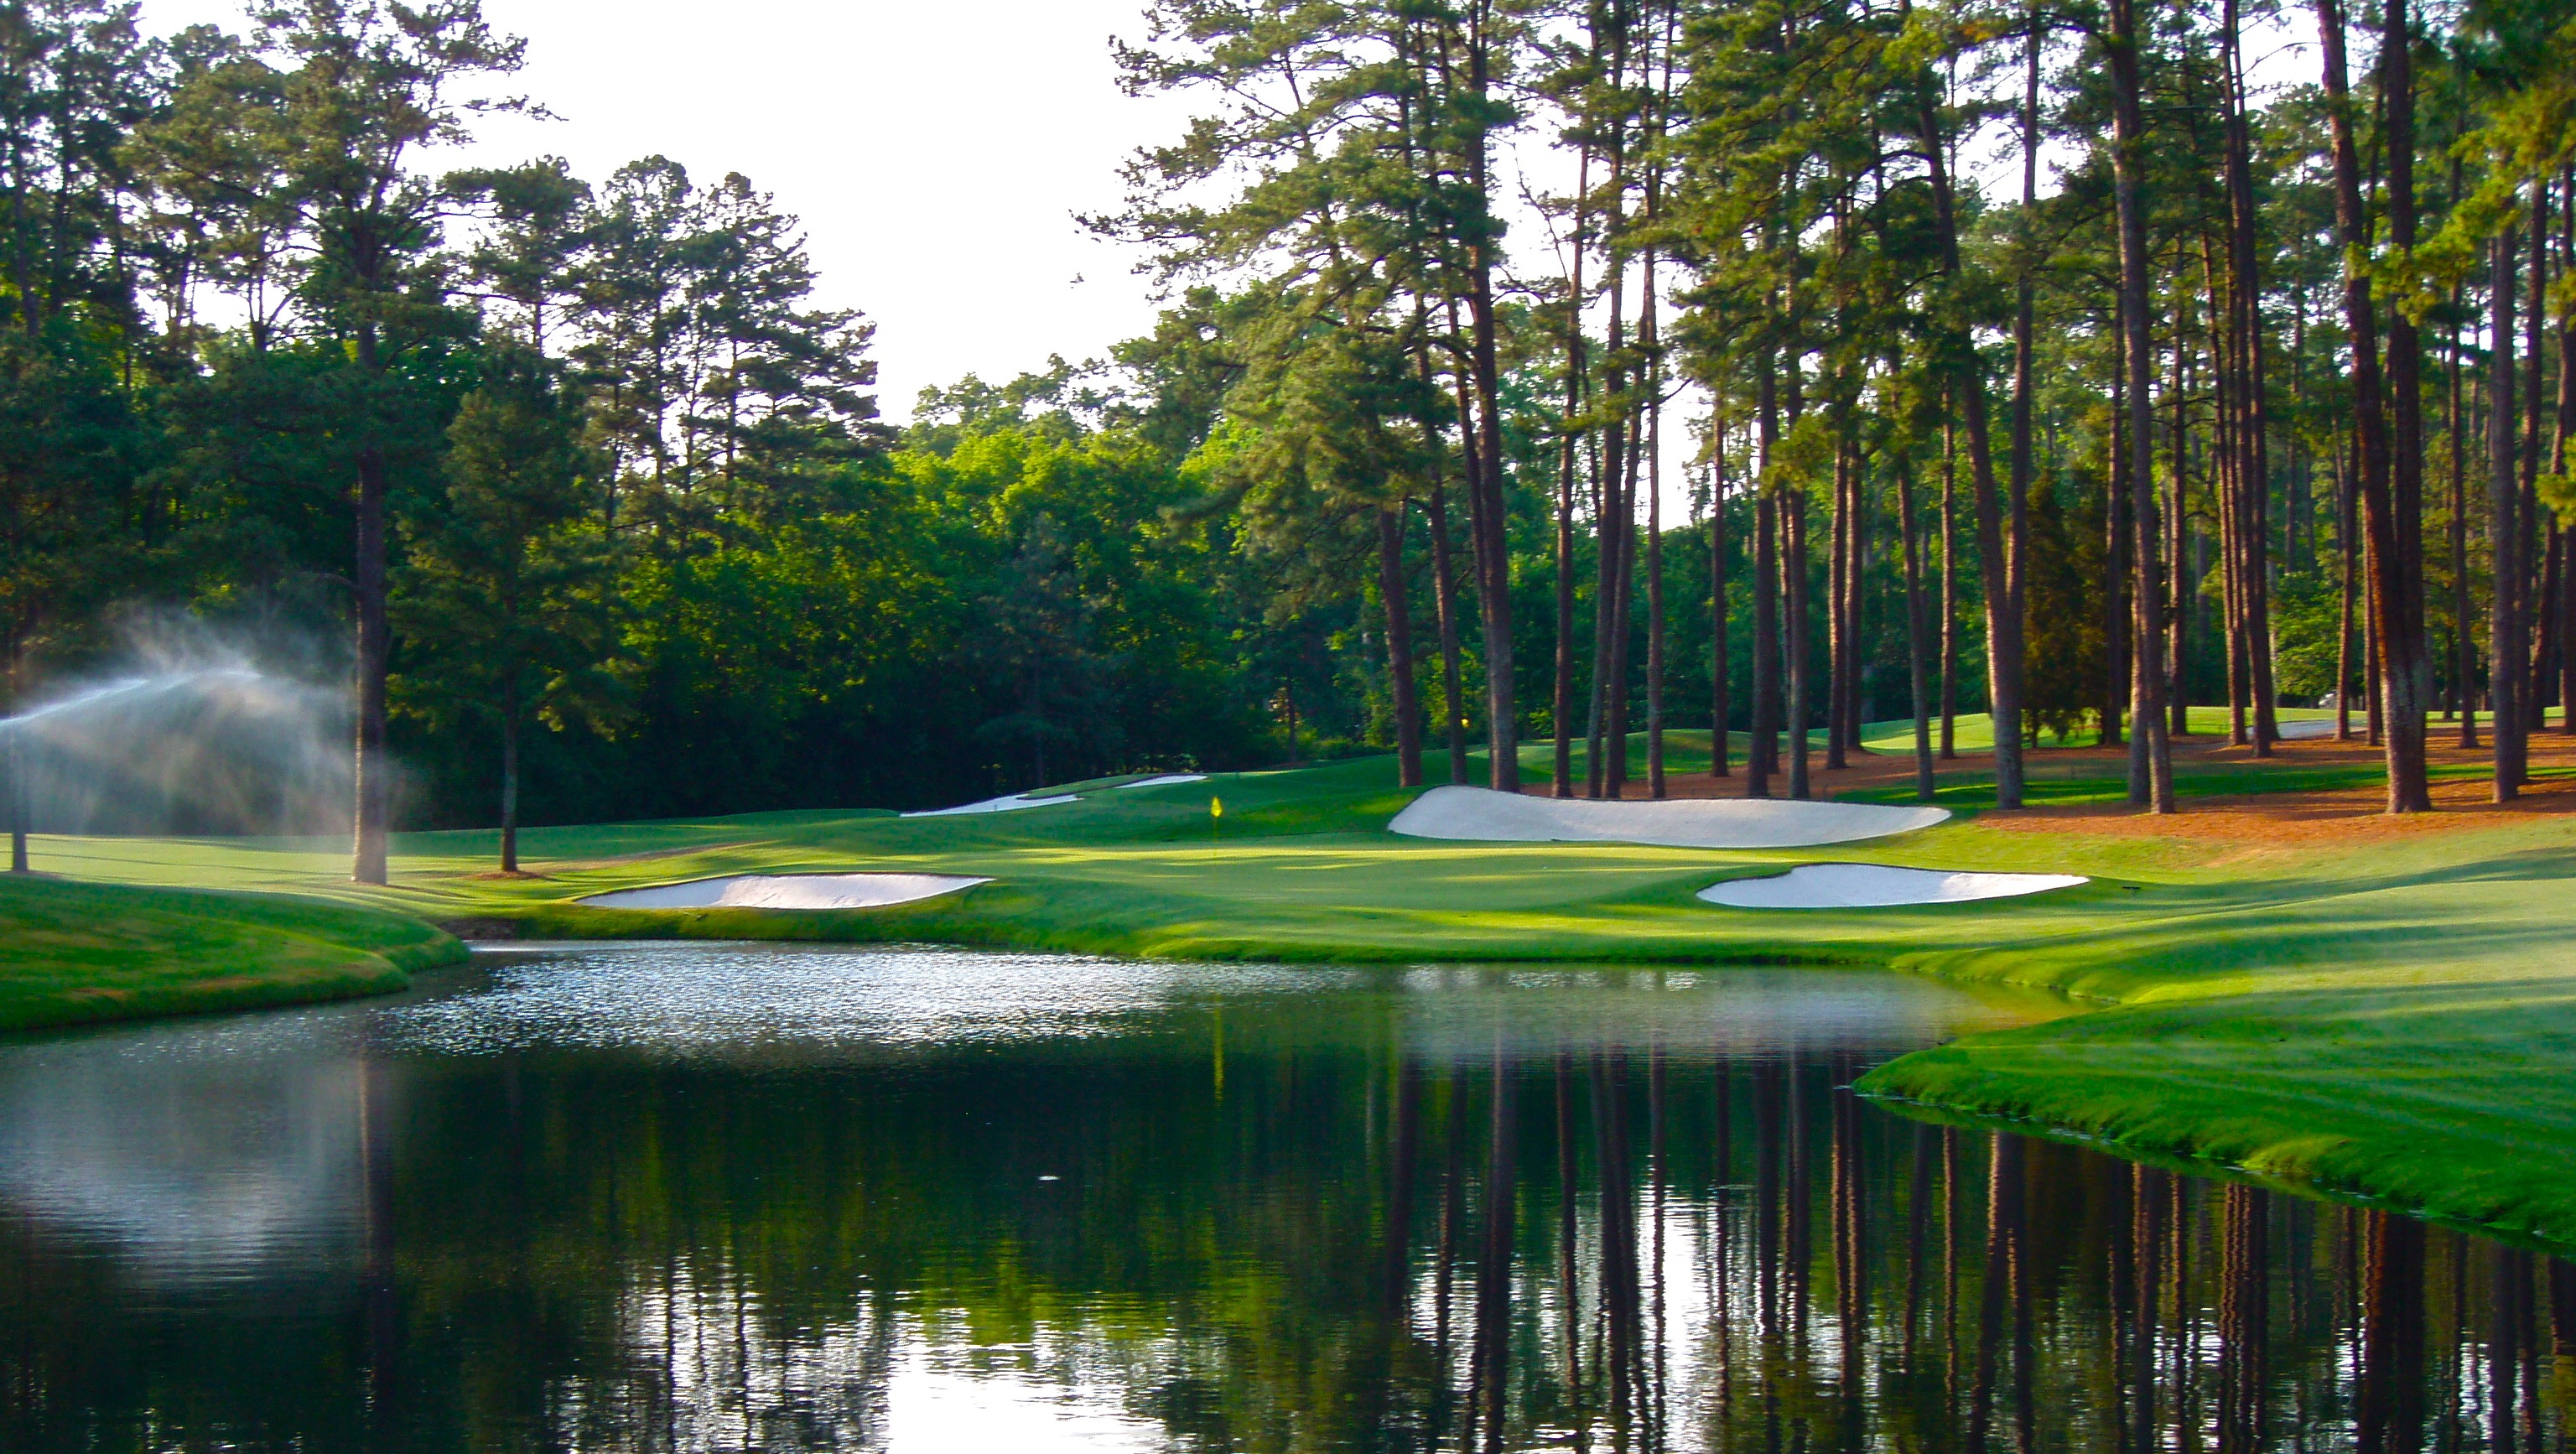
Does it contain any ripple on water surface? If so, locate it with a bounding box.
[0,943,2528,1454]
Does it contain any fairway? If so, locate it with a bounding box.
[22,724,2576,1249]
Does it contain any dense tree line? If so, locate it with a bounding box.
[0,0,1285,876]
[1103,0,2575,819]
[0,0,2569,877]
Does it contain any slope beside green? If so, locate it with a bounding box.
[20,731,2576,1248]
[0,875,469,1031]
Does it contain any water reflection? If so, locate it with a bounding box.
[0,944,2562,1451]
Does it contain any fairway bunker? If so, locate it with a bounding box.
[1698,864,2087,910]
[1389,785,1949,849]
[901,792,1078,818]
[579,873,990,911]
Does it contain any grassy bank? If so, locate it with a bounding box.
[1853,816,2576,1249]
[18,715,2576,1244]
[0,875,469,1031]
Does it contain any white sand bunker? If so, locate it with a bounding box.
[581,873,989,911]
[2276,718,2336,740]
[1389,785,1949,849]
[901,792,1079,818]
[1119,773,1209,788]
[1699,864,2086,910]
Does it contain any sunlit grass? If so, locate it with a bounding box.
[0,875,465,1031]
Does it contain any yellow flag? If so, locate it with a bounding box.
[1210,796,1223,819]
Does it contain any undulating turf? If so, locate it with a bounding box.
[0,875,468,1031]
[18,720,2576,1248]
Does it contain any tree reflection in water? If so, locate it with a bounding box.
[0,951,2565,1451]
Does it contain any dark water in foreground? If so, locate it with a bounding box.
[0,945,2560,1452]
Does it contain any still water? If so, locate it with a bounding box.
[0,943,2560,1452]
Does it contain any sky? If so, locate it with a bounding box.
[139,0,1192,422]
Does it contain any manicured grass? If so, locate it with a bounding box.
[0,875,468,1031]
[23,732,2576,1248]
[1856,820,2576,1249]
[19,750,2197,964]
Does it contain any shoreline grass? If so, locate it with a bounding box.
[0,875,469,1031]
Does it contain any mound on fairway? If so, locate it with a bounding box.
[901,792,1078,818]
[580,873,989,911]
[1699,864,2087,910]
[0,876,463,1031]
[1389,785,1949,849]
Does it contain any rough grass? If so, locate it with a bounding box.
[0,875,468,1031]
[23,729,2576,1247]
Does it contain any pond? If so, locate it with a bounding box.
[0,943,2558,1451]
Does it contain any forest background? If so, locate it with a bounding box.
[1,0,2569,880]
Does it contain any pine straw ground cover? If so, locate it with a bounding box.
[18,709,2576,1247]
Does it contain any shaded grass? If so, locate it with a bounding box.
[0,875,468,1031]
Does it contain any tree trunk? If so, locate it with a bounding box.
[1916,93,2024,806]
[2493,219,2525,799]
[2454,283,2479,748]
[1711,431,1732,779]
[2338,438,2358,741]
[1940,410,1959,758]
[499,703,521,875]
[1786,484,1812,800]
[1555,153,1591,799]
[1587,319,1621,801]
[2212,252,2246,748]
[2106,358,2132,746]
[2318,0,2432,810]
[1605,403,1641,798]
[1749,351,1782,797]
[1379,504,1424,787]
[2007,3,2042,756]
[6,641,24,873]
[354,429,392,883]
[2168,310,2192,739]
[2381,0,2427,767]
[1446,309,1504,787]
[2367,556,2383,746]
[1898,455,1935,802]
[2225,0,2279,752]
[1753,490,1780,797]
[1846,440,1868,752]
[1646,376,1667,800]
[2525,183,2551,730]
[2109,0,2176,810]
[2558,169,2576,735]
[1465,169,1517,792]
[1827,444,1851,771]
[2538,532,2563,730]
[1428,479,1472,784]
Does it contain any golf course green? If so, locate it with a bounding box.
[0,874,466,1031]
[11,711,2576,1249]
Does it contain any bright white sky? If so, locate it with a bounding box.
[138,0,1192,421]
